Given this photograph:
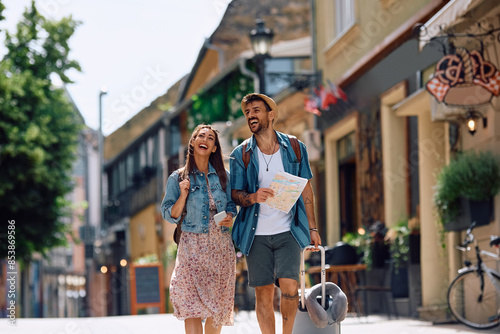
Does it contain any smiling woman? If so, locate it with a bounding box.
[161,124,237,333]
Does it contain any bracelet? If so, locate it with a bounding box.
[309,228,318,232]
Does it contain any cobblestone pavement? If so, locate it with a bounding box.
[1,312,498,334]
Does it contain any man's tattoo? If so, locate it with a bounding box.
[233,190,253,207]
[281,292,299,300]
[304,197,313,205]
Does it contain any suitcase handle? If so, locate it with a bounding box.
[300,245,325,309]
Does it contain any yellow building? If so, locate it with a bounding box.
[314,0,500,320]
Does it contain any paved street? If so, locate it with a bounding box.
[1,312,498,334]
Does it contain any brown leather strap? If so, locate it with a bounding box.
[174,172,188,245]
[288,135,301,162]
[242,139,251,169]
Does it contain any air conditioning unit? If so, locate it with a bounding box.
[303,129,321,162]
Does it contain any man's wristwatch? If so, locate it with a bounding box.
[309,228,318,232]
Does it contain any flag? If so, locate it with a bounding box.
[322,87,337,109]
[327,79,348,101]
[314,84,326,106]
[304,96,321,116]
[313,83,337,110]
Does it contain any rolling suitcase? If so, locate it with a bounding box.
[292,245,345,334]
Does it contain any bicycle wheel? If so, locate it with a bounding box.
[447,269,500,330]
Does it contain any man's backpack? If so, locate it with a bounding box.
[242,135,301,169]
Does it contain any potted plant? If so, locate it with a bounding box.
[433,150,500,232]
[386,220,411,298]
[342,221,390,269]
[342,231,371,265]
[386,219,410,272]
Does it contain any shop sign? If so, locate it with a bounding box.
[426,47,500,106]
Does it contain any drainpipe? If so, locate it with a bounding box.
[204,38,225,71]
[239,57,260,93]
[310,0,320,130]
[310,0,317,79]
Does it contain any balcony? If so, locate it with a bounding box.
[105,166,162,226]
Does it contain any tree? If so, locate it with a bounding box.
[0,1,82,261]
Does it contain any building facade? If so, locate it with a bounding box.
[314,0,500,319]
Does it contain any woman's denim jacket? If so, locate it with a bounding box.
[161,163,237,234]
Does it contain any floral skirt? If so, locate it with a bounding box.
[170,213,236,327]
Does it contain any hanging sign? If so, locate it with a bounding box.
[426,47,500,106]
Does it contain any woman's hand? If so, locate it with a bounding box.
[218,213,234,228]
[170,177,190,220]
[179,178,190,198]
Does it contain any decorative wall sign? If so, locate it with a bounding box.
[426,47,500,106]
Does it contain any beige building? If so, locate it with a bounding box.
[314,0,500,319]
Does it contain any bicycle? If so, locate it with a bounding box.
[447,222,500,330]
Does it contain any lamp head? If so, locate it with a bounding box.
[249,18,274,56]
[467,118,476,135]
[465,110,486,136]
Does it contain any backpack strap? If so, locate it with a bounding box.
[242,136,301,169]
[288,135,301,162]
[242,139,251,169]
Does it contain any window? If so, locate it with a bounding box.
[126,154,134,188]
[139,142,147,169]
[169,123,181,157]
[337,132,355,162]
[152,133,159,166]
[111,165,119,197]
[118,160,126,193]
[147,136,154,166]
[335,0,355,37]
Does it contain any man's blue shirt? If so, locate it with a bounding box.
[229,131,313,255]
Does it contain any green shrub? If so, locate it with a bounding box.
[433,150,500,225]
[387,219,410,271]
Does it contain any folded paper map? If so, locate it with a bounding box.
[265,171,308,213]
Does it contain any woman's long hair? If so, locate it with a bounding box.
[179,124,227,190]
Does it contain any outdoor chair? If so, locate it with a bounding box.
[352,260,398,319]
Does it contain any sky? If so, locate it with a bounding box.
[0,0,230,135]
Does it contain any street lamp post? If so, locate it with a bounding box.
[249,18,274,94]
[98,88,107,231]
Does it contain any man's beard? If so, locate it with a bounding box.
[249,119,269,134]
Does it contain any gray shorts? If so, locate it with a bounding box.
[246,231,301,287]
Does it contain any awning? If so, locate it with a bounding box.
[419,0,481,51]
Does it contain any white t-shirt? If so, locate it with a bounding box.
[255,146,293,235]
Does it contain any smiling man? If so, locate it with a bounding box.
[229,93,321,334]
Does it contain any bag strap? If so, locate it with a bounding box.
[288,135,301,162]
[177,172,187,217]
[242,139,251,169]
[242,135,301,169]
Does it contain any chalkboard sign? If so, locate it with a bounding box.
[130,263,165,314]
[134,266,160,304]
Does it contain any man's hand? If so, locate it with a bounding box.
[309,231,321,252]
[252,188,274,203]
[232,188,274,207]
